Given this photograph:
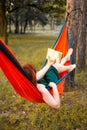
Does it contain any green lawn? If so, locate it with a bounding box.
[0,34,87,130]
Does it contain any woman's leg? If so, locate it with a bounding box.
[61,48,73,65]
[37,83,60,109]
[53,63,76,73]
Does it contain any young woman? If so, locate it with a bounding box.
[23,48,76,109]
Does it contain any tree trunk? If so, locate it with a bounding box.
[65,0,81,88]
[0,1,8,44]
[8,15,12,33]
[77,0,87,71]
[86,2,87,30]
[14,10,19,34]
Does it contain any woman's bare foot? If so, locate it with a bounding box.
[68,64,76,72]
[66,48,73,61]
[60,48,73,65]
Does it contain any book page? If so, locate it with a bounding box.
[46,48,62,63]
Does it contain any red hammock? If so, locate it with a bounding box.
[0,22,72,103]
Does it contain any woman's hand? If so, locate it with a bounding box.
[47,56,56,66]
[36,56,56,81]
[49,82,57,88]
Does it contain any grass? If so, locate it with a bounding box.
[0,34,87,130]
[8,34,55,69]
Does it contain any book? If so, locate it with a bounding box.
[46,48,62,63]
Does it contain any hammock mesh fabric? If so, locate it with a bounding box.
[0,22,72,103]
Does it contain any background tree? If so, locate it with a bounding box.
[0,0,66,40]
[77,0,87,71]
[66,0,86,88]
[7,0,66,34]
[0,0,8,43]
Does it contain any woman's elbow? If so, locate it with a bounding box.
[52,102,60,109]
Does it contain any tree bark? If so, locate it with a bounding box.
[0,1,8,44]
[14,10,19,34]
[65,0,81,88]
[77,0,87,71]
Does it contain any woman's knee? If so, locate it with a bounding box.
[37,84,47,93]
[53,63,62,72]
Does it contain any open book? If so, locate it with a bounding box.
[46,48,62,63]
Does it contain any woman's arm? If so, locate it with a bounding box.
[49,82,60,108]
[36,63,51,81]
[37,83,60,109]
[36,56,56,81]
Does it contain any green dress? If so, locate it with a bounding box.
[38,66,59,90]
